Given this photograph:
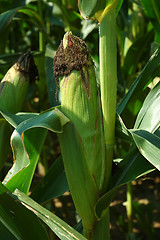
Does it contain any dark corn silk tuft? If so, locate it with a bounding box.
[54,32,93,97]
[16,51,39,84]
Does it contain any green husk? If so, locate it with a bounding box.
[0,52,38,170]
[58,122,98,231]
[0,52,38,113]
[54,32,106,235]
[54,32,106,193]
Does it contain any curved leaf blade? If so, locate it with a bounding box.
[3,108,69,193]
[117,47,160,115]
[95,145,155,219]
[14,189,87,240]
[0,7,20,32]
[0,109,38,128]
[130,129,160,171]
[134,81,160,132]
[0,183,48,240]
[78,0,106,19]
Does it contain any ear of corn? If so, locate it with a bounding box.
[54,32,106,193]
[0,52,38,113]
[0,52,38,170]
[54,32,106,232]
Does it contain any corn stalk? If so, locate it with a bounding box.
[99,5,117,192]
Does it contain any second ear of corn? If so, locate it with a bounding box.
[0,52,38,170]
[54,32,106,230]
[0,52,38,114]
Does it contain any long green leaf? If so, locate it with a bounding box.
[0,7,52,45]
[117,47,160,115]
[2,108,69,193]
[123,30,154,77]
[141,0,160,41]
[95,144,155,219]
[134,81,160,132]
[0,182,48,240]
[0,109,38,128]
[0,7,20,32]
[130,129,160,171]
[0,221,16,240]
[13,189,87,240]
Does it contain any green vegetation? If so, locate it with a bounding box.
[0,0,160,239]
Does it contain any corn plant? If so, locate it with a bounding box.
[0,52,38,171]
[0,0,160,239]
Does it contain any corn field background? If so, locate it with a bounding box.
[0,0,160,240]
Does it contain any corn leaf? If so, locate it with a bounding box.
[95,186,119,219]
[130,129,160,171]
[0,109,38,128]
[134,81,160,132]
[141,0,160,20]
[0,182,48,240]
[0,7,43,33]
[78,0,124,20]
[141,0,160,41]
[123,30,154,77]
[117,47,160,115]
[30,155,69,204]
[13,189,87,240]
[45,46,59,107]
[2,107,69,194]
[0,7,20,32]
[0,7,52,45]
[78,0,106,19]
[95,145,155,219]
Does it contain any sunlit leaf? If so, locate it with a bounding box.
[2,107,69,193]
[0,182,48,240]
[130,129,160,171]
[117,47,160,115]
[14,189,87,240]
[134,81,160,132]
[78,0,106,19]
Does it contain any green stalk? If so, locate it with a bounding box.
[92,210,110,240]
[82,6,118,240]
[126,182,133,233]
[38,0,45,52]
[99,8,117,191]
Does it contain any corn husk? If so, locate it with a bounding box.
[54,32,106,231]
